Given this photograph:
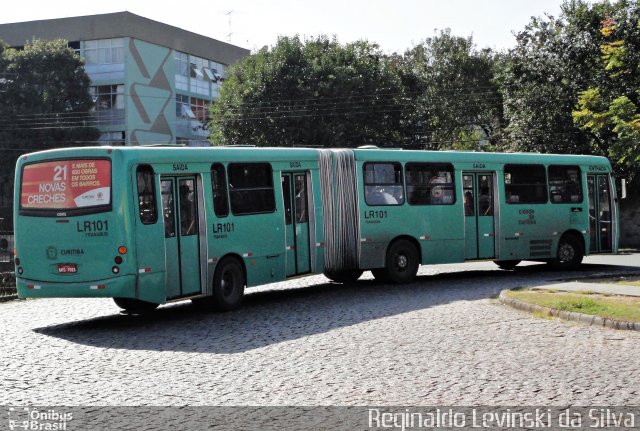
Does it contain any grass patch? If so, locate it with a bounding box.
[506,290,640,323]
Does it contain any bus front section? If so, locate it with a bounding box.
[14,150,137,301]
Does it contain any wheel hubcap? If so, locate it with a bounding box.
[559,244,575,262]
[221,271,235,297]
[396,254,408,271]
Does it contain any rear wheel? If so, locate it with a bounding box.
[551,234,584,269]
[495,260,521,271]
[382,239,419,284]
[323,269,364,284]
[194,256,245,311]
[113,298,159,314]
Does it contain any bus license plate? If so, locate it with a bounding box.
[58,264,77,274]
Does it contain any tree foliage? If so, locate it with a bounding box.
[0,39,98,229]
[499,0,640,180]
[211,36,409,147]
[401,30,503,151]
[571,2,640,178]
[0,38,99,151]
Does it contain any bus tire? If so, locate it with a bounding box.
[113,297,159,314]
[383,239,419,284]
[551,234,584,269]
[323,269,363,284]
[210,257,246,311]
[495,260,521,271]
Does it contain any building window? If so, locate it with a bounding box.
[98,131,125,146]
[191,97,211,123]
[504,164,548,204]
[84,38,124,65]
[176,94,195,118]
[189,55,210,96]
[175,51,189,91]
[90,85,125,111]
[363,162,404,206]
[405,163,455,205]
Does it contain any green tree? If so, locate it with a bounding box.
[401,30,503,150]
[497,6,595,156]
[499,0,640,181]
[0,39,98,229]
[210,36,409,147]
[572,2,640,179]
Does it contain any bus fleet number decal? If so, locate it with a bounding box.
[213,222,234,239]
[77,219,110,237]
[364,210,388,224]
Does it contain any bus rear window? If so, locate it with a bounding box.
[20,159,111,211]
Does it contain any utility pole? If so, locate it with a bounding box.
[226,10,233,44]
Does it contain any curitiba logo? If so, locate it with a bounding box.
[46,246,57,260]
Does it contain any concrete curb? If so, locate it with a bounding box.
[499,290,640,332]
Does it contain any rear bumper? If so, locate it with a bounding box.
[16,274,136,299]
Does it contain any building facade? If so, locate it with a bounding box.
[0,12,249,146]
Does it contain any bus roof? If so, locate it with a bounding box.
[18,146,611,168]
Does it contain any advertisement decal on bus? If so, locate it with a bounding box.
[20,159,111,210]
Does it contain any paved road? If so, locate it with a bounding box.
[1,254,639,407]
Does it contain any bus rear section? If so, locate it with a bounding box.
[14,151,140,302]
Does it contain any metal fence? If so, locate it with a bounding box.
[0,231,14,264]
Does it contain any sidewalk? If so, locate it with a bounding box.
[534,281,640,297]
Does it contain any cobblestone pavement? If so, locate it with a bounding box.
[1,255,639,406]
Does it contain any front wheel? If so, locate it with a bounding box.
[323,269,364,284]
[551,235,584,269]
[382,239,419,284]
[113,297,159,314]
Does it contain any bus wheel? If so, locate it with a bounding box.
[209,257,246,311]
[383,239,419,284]
[495,260,521,271]
[552,234,584,269]
[113,298,159,314]
[323,270,364,284]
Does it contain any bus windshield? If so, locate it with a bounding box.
[20,159,111,211]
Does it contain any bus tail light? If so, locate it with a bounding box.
[112,266,120,274]
[114,256,123,264]
[118,246,128,255]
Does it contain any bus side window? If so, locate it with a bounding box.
[405,163,455,205]
[363,162,404,206]
[548,165,582,203]
[136,165,158,224]
[211,163,229,217]
[504,164,547,204]
[228,163,276,215]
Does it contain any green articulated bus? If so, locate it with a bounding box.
[14,146,620,312]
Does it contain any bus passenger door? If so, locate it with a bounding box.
[463,173,495,260]
[281,172,311,276]
[588,175,613,253]
[160,176,202,298]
